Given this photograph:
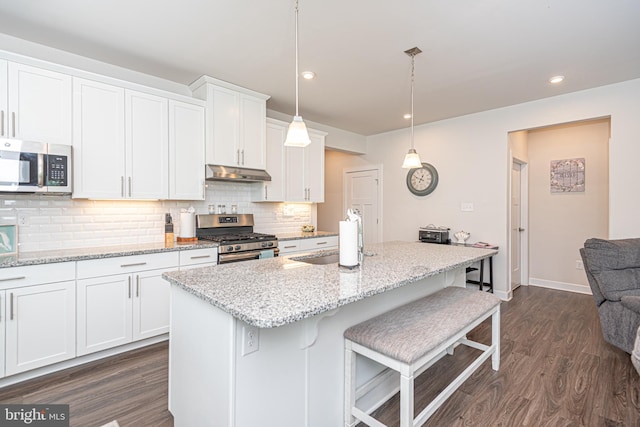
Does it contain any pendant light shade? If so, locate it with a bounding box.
[285,0,311,147]
[401,47,423,168]
[285,115,311,147]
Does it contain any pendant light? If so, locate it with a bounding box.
[401,47,423,169]
[284,0,311,147]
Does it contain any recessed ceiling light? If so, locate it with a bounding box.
[403,113,412,119]
[549,75,565,84]
[301,71,315,80]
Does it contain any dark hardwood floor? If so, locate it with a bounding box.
[0,286,638,426]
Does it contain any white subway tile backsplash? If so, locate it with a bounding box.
[1,181,312,252]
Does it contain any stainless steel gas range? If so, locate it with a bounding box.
[196,214,278,264]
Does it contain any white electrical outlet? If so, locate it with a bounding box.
[18,214,29,226]
[461,202,474,212]
[576,260,584,270]
[242,324,259,356]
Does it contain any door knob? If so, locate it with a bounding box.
[518,227,525,232]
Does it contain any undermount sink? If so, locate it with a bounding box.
[294,253,340,265]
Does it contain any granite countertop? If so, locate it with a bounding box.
[276,230,338,241]
[0,241,219,268]
[162,241,498,328]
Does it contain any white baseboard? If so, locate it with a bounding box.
[529,278,592,295]
[0,334,168,389]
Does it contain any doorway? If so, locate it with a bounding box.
[343,167,382,244]
[510,160,527,291]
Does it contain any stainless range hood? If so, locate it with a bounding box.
[205,165,271,182]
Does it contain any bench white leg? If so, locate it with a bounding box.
[399,371,415,427]
[491,306,500,371]
[344,341,357,427]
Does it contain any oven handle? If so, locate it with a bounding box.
[218,248,278,263]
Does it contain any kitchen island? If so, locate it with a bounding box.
[162,241,497,427]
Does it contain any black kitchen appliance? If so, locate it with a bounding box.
[419,225,450,244]
[196,214,278,264]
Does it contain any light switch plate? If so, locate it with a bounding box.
[461,202,474,212]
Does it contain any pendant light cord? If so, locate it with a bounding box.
[295,0,300,117]
[410,53,415,150]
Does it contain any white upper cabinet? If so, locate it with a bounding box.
[190,76,269,170]
[1,60,72,145]
[125,90,169,199]
[285,128,326,202]
[72,78,126,199]
[73,78,171,199]
[253,118,286,202]
[168,100,206,200]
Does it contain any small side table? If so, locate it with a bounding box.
[466,255,495,293]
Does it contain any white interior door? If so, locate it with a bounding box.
[344,168,381,245]
[511,162,523,290]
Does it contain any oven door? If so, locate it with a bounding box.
[0,139,47,192]
[218,248,278,264]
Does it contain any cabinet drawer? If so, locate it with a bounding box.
[279,241,302,254]
[0,262,75,289]
[77,252,179,279]
[179,247,217,266]
[300,236,338,251]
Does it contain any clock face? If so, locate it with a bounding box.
[406,163,439,196]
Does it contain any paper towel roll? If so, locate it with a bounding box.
[339,221,359,267]
[179,212,195,238]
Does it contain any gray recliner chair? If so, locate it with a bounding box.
[580,238,640,354]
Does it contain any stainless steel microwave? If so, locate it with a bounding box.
[0,138,72,194]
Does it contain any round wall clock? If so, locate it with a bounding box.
[406,162,439,196]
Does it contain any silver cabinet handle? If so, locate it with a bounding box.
[316,241,327,245]
[128,177,132,197]
[190,255,211,260]
[120,262,147,268]
[11,112,15,137]
[1,110,4,136]
[136,275,140,297]
[121,176,125,197]
[0,276,26,282]
[284,245,297,249]
[265,186,268,200]
[128,276,132,299]
[241,149,245,165]
[237,149,240,165]
[10,292,14,320]
[202,180,205,199]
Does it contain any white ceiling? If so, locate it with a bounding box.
[1,0,639,136]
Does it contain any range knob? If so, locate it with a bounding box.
[226,246,234,252]
[235,245,242,251]
[267,242,274,247]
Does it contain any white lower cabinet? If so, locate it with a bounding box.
[279,236,339,255]
[178,247,217,270]
[76,252,179,356]
[4,281,76,377]
[0,262,77,378]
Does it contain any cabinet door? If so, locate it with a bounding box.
[132,268,172,340]
[7,62,72,145]
[72,77,126,198]
[169,100,205,200]
[125,90,168,199]
[239,94,266,169]
[77,274,133,356]
[5,281,76,376]
[285,145,306,202]
[0,60,7,138]
[305,132,325,202]
[208,86,239,166]
[0,290,5,378]
[258,120,286,201]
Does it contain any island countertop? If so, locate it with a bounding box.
[162,241,497,328]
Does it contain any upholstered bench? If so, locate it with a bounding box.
[344,286,501,427]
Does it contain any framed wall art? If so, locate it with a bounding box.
[550,158,585,193]
[0,224,17,255]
